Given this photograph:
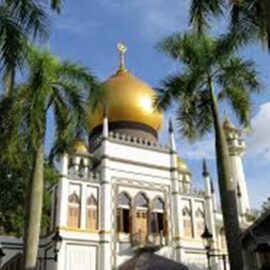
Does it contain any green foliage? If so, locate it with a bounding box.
[0,0,63,95]
[156,31,262,270]
[189,0,224,34]
[0,157,59,236]
[14,46,100,155]
[189,0,270,50]
[0,46,99,237]
[156,33,261,140]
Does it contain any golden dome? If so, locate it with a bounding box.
[87,43,163,133]
[71,139,88,154]
[87,69,163,131]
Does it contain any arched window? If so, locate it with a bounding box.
[219,228,226,250]
[150,198,166,235]
[68,158,73,168]
[67,192,80,228]
[195,209,205,239]
[117,192,131,233]
[86,194,98,230]
[78,159,84,177]
[182,207,193,238]
[135,193,149,239]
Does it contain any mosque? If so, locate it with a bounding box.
[0,44,251,270]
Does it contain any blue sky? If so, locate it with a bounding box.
[47,0,270,209]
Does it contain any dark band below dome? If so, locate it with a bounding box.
[89,121,158,146]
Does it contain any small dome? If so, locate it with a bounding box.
[87,69,163,132]
[223,117,236,131]
[177,156,188,172]
[71,139,88,154]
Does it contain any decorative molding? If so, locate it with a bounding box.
[98,155,171,173]
[59,226,100,234]
[110,177,172,267]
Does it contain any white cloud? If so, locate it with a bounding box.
[54,16,100,36]
[98,0,189,41]
[178,138,215,160]
[246,102,270,161]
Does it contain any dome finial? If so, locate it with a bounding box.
[117,42,127,72]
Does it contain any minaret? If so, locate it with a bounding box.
[203,160,217,240]
[168,119,182,262]
[203,159,219,270]
[223,117,250,217]
[99,109,112,269]
[102,108,109,138]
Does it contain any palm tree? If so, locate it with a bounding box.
[156,33,261,270]
[11,47,99,270]
[0,0,62,96]
[189,0,270,50]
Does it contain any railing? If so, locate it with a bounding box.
[91,131,169,152]
[131,230,166,249]
[68,167,99,182]
[179,187,205,198]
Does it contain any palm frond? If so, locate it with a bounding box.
[217,57,262,94]
[226,87,251,127]
[9,0,48,39]
[50,0,62,13]
[229,0,270,50]
[216,57,261,126]
[157,33,215,69]
[189,0,224,34]
[0,5,27,73]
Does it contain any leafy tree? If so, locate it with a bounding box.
[0,0,61,234]
[156,33,261,270]
[262,197,270,213]
[0,158,58,236]
[0,0,63,96]
[8,47,99,270]
[189,0,270,50]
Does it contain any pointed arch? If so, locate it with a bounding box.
[68,192,80,203]
[119,192,131,207]
[117,192,131,233]
[195,208,205,239]
[182,206,193,238]
[150,197,166,235]
[195,208,204,218]
[135,192,149,208]
[134,192,149,242]
[86,193,98,230]
[152,197,165,211]
[182,206,191,217]
[87,194,97,206]
[67,191,80,228]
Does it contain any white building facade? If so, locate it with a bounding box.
[0,46,251,270]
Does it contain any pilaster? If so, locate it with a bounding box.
[169,120,182,262]
[99,115,112,270]
[203,159,219,269]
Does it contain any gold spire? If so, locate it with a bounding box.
[117,42,127,72]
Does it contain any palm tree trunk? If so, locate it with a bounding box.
[208,78,243,270]
[23,138,45,270]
